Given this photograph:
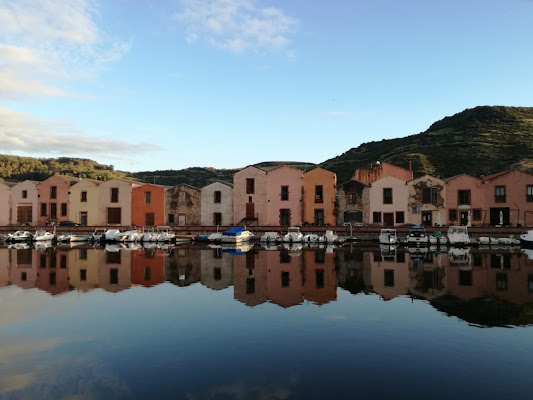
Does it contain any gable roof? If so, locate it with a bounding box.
[201,180,234,189]
[480,169,515,182]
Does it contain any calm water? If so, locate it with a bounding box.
[1,243,533,399]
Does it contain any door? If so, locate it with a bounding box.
[490,208,510,226]
[80,212,88,226]
[213,212,222,226]
[145,212,155,226]
[422,211,432,227]
[460,211,469,226]
[383,213,394,226]
[315,209,324,226]
[246,203,255,219]
[280,209,291,226]
[178,214,186,225]
[17,205,32,224]
[50,203,57,220]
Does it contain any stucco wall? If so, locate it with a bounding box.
[132,184,166,226]
[336,180,370,225]
[266,166,302,226]
[233,166,267,225]
[353,162,413,185]
[200,247,234,290]
[98,179,138,226]
[0,183,11,226]
[70,180,100,226]
[10,181,39,226]
[445,174,485,225]
[165,184,201,226]
[303,168,336,226]
[369,176,408,226]
[407,175,446,226]
[201,182,233,226]
[37,175,78,226]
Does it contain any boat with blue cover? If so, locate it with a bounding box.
[220,227,254,244]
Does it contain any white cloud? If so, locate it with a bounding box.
[0,106,161,157]
[176,0,298,53]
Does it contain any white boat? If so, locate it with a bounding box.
[429,231,448,245]
[449,247,471,267]
[33,230,54,241]
[497,237,520,246]
[520,230,533,248]
[406,226,429,246]
[282,227,303,243]
[319,230,341,244]
[207,232,223,242]
[302,233,320,243]
[156,226,175,242]
[8,242,30,250]
[221,227,254,244]
[478,236,499,245]
[70,234,93,242]
[379,229,398,245]
[92,228,107,242]
[34,241,52,250]
[260,231,281,243]
[117,229,142,242]
[104,229,122,241]
[56,234,71,242]
[447,226,470,246]
[175,234,196,242]
[6,231,33,242]
[142,227,159,242]
[282,242,303,255]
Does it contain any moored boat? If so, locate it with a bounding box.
[520,230,533,248]
[6,231,33,242]
[406,226,429,246]
[33,230,54,241]
[260,231,281,243]
[156,226,175,242]
[447,226,470,246]
[379,229,398,245]
[221,227,254,244]
[282,227,303,243]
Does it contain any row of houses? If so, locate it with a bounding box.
[2,162,533,227]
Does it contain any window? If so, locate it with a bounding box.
[110,268,119,284]
[396,211,405,224]
[213,248,222,259]
[168,214,175,224]
[280,249,291,263]
[459,270,472,286]
[214,268,222,281]
[22,190,27,198]
[21,272,27,281]
[145,191,151,204]
[496,273,508,291]
[111,187,119,203]
[529,275,533,292]
[144,267,151,281]
[50,186,57,199]
[107,207,121,225]
[107,252,121,264]
[373,212,382,223]
[397,252,405,263]
[315,185,323,203]
[81,191,87,202]
[61,203,67,217]
[80,269,87,281]
[315,209,324,226]
[473,209,482,221]
[348,193,356,204]
[50,203,57,219]
[214,191,221,203]
[384,270,394,287]
[528,185,533,202]
[60,255,67,268]
[246,178,255,194]
[422,188,432,204]
[17,250,32,265]
[281,271,290,287]
[41,203,47,217]
[80,248,87,260]
[49,272,56,285]
[280,209,290,226]
[383,188,393,204]
[495,186,506,203]
[281,186,289,201]
[246,278,255,294]
[50,254,56,268]
[315,251,325,264]
[458,190,471,205]
[40,254,46,268]
[449,209,457,221]
[213,212,222,225]
[315,269,325,289]
[179,191,186,204]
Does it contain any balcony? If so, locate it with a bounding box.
[494,195,506,203]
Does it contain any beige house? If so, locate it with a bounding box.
[369,176,409,226]
[98,178,141,226]
[10,180,39,226]
[70,179,101,226]
[200,247,234,290]
[166,184,201,226]
[201,181,233,226]
[407,175,446,226]
[68,247,99,292]
[0,183,11,226]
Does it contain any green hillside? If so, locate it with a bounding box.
[321,106,533,183]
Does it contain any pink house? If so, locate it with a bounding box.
[10,180,39,226]
[445,174,485,226]
[233,166,268,226]
[353,161,413,185]
[0,183,11,226]
[266,166,303,226]
[368,176,409,226]
[37,175,80,226]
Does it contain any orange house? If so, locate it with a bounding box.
[303,167,336,226]
[266,249,304,308]
[233,250,267,307]
[303,249,337,305]
[131,248,165,288]
[132,184,168,226]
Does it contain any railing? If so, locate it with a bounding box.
[494,195,507,203]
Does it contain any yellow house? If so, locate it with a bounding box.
[69,179,101,226]
[68,247,99,292]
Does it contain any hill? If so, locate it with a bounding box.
[321,106,533,183]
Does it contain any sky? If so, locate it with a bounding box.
[1,0,532,172]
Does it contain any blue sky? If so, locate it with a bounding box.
[1,0,532,172]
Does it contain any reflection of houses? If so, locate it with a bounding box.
[99,178,141,226]
[10,180,39,226]
[69,179,101,226]
[233,166,268,226]
[336,180,370,226]
[131,248,165,288]
[38,174,80,225]
[407,175,446,226]
[201,181,234,226]
[200,247,234,290]
[234,250,267,306]
[166,184,201,226]
[0,183,11,226]
[369,176,409,226]
[335,249,372,294]
[36,249,71,295]
[445,174,485,226]
[68,247,99,292]
[266,166,303,227]
[303,249,337,305]
[370,248,410,300]
[132,184,168,227]
[98,249,132,293]
[0,248,10,287]
[303,167,336,226]
[408,252,446,299]
[10,249,38,289]
[266,248,304,308]
[165,246,201,286]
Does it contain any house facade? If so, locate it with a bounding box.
[303,167,336,226]
[132,184,167,226]
[0,183,11,226]
[368,176,409,226]
[353,161,413,185]
[445,174,485,226]
[69,179,101,226]
[201,181,233,226]
[265,166,303,226]
[10,180,39,226]
[233,166,267,226]
[407,175,446,227]
[336,180,370,226]
[98,178,140,226]
[37,175,79,226]
[165,184,201,226]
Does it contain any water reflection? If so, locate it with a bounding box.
[1,244,533,324]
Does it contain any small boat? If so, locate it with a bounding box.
[104,229,122,242]
[142,227,159,242]
[197,234,209,242]
[478,237,499,245]
[302,233,320,243]
[70,234,93,242]
[33,230,54,241]
[175,234,196,242]
[520,230,533,248]
[92,228,107,242]
[156,226,175,242]
[406,226,429,246]
[429,231,448,245]
[282,227,303,243]
[5,231,33,242]
[207,232,223,242]
[260,231,281,243]
[449,247,471,266]
[222,242,254,254]
[221,227,254,244]
[379,229,398,245]
[117,229,142,242]
[34,241,52,250]
[497,237,520,246]
[447,226,470,246]
[8,242,31,250]
[319,230,342,244]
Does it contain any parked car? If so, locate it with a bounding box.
[58,220,79,227]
